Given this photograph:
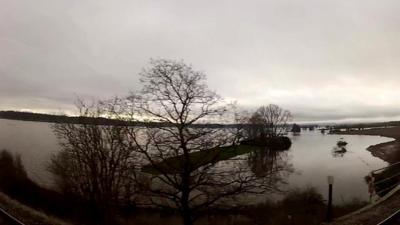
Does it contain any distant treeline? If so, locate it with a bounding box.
[0,110,227,128]
[329,121,400,130]
[2,110,400,130]
[0,110,136,126]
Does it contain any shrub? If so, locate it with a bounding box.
[241,136,292,150]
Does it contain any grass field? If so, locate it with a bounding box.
[141,145,261,174]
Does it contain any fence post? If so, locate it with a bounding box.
[326,176,334,222]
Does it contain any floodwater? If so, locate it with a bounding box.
[0,118,393,204]
[285,131,391,203]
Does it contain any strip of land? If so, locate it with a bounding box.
[0,111,229,128]
[142,145,260,174]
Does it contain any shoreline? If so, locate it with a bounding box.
[331,127,400,164]
[328,127,400,225]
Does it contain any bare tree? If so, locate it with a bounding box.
[248,104,292,140]
[49,99,139,222]
[125,59,280,225]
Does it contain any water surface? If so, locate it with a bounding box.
[0,119,393,203]
[286,131,391,203]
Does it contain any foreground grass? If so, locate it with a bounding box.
[142,145,261,174]
[118,187,367,225]
[0,191,72,225]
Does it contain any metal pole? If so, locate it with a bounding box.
[326,184,333,222]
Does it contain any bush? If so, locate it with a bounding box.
[281,187,325,215]
[0,149,30,196]
[291,124,301,133]
[267,136,292,150]
[241,136,292,150]
[241,187,325,225]
[0,149,96,224]
[333,198,368,218]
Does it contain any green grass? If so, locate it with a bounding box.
[141,145,261,175]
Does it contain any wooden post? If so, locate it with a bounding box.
[326,176,334,222]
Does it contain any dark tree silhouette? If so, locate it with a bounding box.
[291,123,301,133]
[125,59,278,225]
[247,104,292,140]
[0,149,27,192]
[49,99,139,223]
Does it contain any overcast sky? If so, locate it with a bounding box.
[1,0,400,122]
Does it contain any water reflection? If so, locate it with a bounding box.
[331,147,347,158]
[247,147,294,182]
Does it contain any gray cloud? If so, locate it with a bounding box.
[1,0,400,121]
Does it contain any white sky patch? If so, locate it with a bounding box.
[1,0,400,122]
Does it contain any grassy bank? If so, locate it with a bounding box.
[0,185,366,225]
[0,191,72,225]
[117,187,367,225]
[142,144,260,174]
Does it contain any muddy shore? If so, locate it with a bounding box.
[331,127,400,164]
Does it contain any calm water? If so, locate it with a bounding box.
[0,119,393,203]
[285,131,391,203]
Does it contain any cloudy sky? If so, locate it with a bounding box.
[1,0,400,122]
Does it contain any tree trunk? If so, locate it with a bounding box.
[181,178,193,225]
[179,124,193,225]
[182,199,194,225]
[181,160,194,225]
[182,211,193,225]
